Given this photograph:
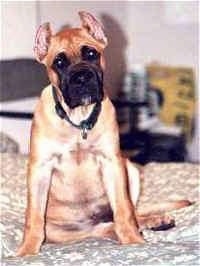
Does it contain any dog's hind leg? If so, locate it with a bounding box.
[126,159,191,231]
[136,200,191,231]
[137,200,192,217]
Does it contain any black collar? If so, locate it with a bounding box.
[52,86,101,139]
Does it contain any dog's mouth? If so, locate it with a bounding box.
[81,95,92,106]
[60,64,104,109]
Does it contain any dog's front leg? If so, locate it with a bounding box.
[102,155,144,244]
[16,154,54,256]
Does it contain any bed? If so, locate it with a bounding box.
[1,133,199,266]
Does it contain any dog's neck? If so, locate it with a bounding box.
[52,86,101,139]
[65,102,96,124]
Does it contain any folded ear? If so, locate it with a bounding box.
[34,22,52,62]
[79,11,107,47]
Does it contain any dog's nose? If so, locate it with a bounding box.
[70,69,94,85]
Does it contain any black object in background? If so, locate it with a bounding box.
[120,131,186,165]
[0,59,49,102]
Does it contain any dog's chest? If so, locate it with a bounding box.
[46,143,111,227]
[51,151,105,203]
[51,143,104,194]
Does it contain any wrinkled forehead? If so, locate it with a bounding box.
[46,28,104,63]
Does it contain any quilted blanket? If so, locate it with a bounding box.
[1,152,199,266]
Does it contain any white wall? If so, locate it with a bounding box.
[1,1,37,59]
[37,1,128,32]
[126,2,198,75]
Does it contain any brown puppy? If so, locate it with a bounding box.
[16,12,190,256]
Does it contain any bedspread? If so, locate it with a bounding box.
[1,152,199,266]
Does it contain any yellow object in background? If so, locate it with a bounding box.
[147,64,196,139]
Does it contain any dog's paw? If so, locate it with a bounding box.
[150,217,175,231]
[16,247,40,257]
[116,226,145,244]
[16,242,41,257]
[138,214,175,231]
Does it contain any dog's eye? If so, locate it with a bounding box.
[81,46,100,61]
[53,53,70,70]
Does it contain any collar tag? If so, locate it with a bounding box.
[81,126,88,139]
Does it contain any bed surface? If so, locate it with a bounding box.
[1,146,200,265]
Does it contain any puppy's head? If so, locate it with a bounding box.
[34,11,107,109]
